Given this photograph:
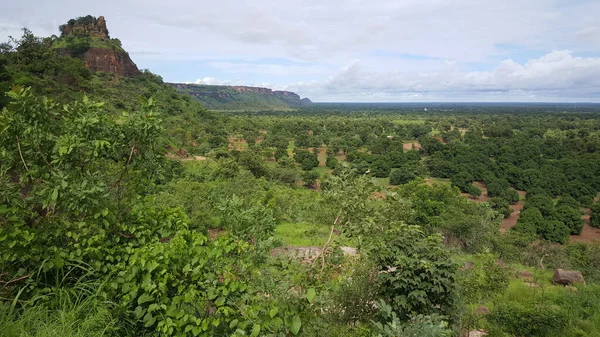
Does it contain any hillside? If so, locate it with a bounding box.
[53,15,140,77]
[168,83,312,110]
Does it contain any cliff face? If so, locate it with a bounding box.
[83,48,140,77]
[168,83,312,110]
[57,15,140,77]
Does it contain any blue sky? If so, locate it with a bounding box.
[1,0,600,102]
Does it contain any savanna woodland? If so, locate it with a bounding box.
[2,16,600,337]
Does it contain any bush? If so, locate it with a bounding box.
[489,197,512,218]
[371,157,391,178]
[553,206,584,235]
[539,220,570,244]
[556,195,580,209]
[302,171,319,187]
[464,184,482,197]
[326,155,338,169]
[591,202,600,229]
[523,195,554,217]
[501,188,521,204]
[489,302,569,336]
[367,225,457,318]
[389,169,416,185]
[513,207,544,236]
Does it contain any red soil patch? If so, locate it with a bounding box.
[228,137,248,151]
[459,182,526,234]
[208,228,227,240]
[570,208,600,243]
[370,192,387,200]
[433,136,447,144]
[318,147,327,167]
[500,199,525,233]
[403,141,421,152]
[473,181,491,202]
[335,153,346,162]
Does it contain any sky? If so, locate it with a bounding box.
[1,0,600,102]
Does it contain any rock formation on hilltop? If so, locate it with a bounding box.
[56,15,140,77]
[59,15,109,40]
[168,83,313,110]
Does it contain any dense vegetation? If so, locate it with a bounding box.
[2,22,600,337]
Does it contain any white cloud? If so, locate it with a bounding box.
[188,77,236,85]
[0,0,599,101]
[284,51,600,101]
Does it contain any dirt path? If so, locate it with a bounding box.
[403,141,421,152]
[570,208,600,243]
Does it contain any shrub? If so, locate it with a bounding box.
[489,302,569,336]
[501,188,521,204]
[302,171,319,187]
[371,158,391,178]
[539,220,570,244]
[326,155,338,169]
[591,202,600,229]
[389,169,416,185]
[553,206,584,235]
[524,195,554,217]
[489,197,512,218]
[367,225,457,318]
[514,207,544,236]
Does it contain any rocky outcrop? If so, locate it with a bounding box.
[83,48,139,77]
[552,269,585,285]
[57,16,140,77]
[167,83,312,110]
[60,15,109,40]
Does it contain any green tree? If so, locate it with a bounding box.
[389,169,416,185]
[489,197,512,218]
[553,206,584,235]
[367,225,457,318]
[371,157,391,178]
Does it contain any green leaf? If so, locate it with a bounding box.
[269,307,278,318]
[250,324,261,337]
[306,288,316,303]
[290,315,301,335]
[229,319,239,329]
[142,312,156,327]
[137,293,153,305]
[214,296,225,306]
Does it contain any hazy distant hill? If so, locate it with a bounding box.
[168,83,312,110]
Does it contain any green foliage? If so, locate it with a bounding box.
[302,171,319,187]
[325,155,338,169]
[458,252,510,305]
[538,220,570,244]
[389,169,416,185]
[370,157,391,178]
[524,195,555,217]
[591,202,600,229]
[514,207,544,236]
[367,225,457,318]
[372,301,452,337]
[489,302,569,336]
[553,206,584,235]
[489,197,512,218]
[0,282,116,337]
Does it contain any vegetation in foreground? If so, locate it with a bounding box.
[2,19,600,337]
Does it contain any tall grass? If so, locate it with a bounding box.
[0,275,116,337]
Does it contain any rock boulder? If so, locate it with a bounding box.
[552,269,585,285]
